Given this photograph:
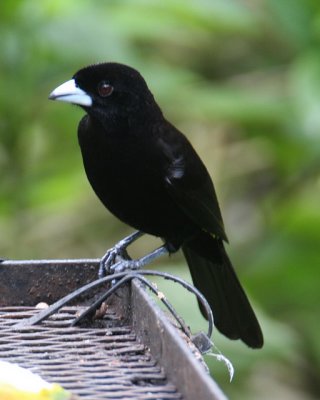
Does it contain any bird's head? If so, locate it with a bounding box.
[49,62,161,123]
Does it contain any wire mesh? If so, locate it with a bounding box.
[0,305,182,399]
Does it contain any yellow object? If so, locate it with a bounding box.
[0,361,72,400]
[0,383,70,400]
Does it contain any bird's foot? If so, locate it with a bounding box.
[108,245,169,275]
[99,231,144,278]
[99,231,169,279]
[99,245,131,278]
[109,258,143,274]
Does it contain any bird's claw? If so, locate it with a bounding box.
[99,245,132,278]
[109,259,143,274]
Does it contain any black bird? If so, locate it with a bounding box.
[49,62,263,348]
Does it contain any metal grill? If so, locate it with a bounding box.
[0,260,227,400]
[0,305,181,399]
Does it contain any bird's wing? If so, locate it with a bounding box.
[165,172,228,242]
[158,127,228,242]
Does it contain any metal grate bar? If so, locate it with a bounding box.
[0,306,182,399]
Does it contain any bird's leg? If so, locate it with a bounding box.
[109,244,169,274]
[99,231,144,277]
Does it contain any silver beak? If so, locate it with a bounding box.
[49,79,92,107]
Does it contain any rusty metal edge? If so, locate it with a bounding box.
[0,259,100,306]
[131,279,227,400]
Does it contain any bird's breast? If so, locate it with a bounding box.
[78,128,194,241]
[79,128,147,198]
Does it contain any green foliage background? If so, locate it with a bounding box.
[0,1,319,398]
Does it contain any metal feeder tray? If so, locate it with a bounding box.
[0,259,226,400]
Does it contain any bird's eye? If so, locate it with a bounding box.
[98,82,114,97]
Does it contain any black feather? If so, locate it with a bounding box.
[183,232,263,348]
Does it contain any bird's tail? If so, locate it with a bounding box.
[182,231,263,348]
